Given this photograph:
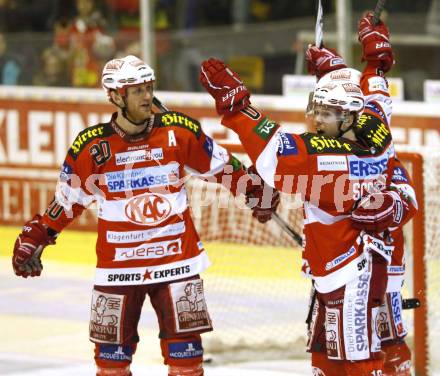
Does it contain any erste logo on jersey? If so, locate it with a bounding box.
[115,148,163,165]
[105,164,179,192]
[347,155,388,179]
[124,192,172,225]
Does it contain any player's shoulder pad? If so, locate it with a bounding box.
[300,133,371,156]
[155,111,202,138]
[68,122,114,160]
[353,111,392,152]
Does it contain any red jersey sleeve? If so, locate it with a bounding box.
[220,106,310,193]
[41,125,105,232]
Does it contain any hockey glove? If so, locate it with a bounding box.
[12,214,57,278]
[245,166,280,223]
[358,12,394,72]
[199,58,250,117]
[305,44,347,79]
[351,190,409,233]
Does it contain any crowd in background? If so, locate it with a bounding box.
[0,0,437,99]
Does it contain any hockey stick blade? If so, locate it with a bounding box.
[373,0,387,25]
[315,0,324,47]
[152,96,303,247]
[402,298,421,310]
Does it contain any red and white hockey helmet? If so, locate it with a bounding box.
[312,68,365,114]
[101,55,155,97]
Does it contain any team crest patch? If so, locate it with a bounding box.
[89,290,125,343]
[169,279,212,333]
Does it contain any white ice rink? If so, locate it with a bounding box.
[1,257,439,376]
[0,257,313,375]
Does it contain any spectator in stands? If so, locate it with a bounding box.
[0,32,22,85]
[33,47,69,87]
[105,0,140,32]
[68,0,112,87]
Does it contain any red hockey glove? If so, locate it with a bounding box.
[351,190,409,233]
[245,166,280,223]
[199,58,250,117]
[12,214,57,278]
[305,44,347,79]
[358,12,394,72]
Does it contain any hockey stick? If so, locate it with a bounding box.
[372,0,387,25]
[370,0,420,311]
[315,0,324,48]
[152,96,303,246]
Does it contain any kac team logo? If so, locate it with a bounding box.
[124,193,172,225]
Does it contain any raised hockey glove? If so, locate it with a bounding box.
[12,214,57,278]
[199,58,250,117]
[351,190,409,233]
[305,44,347,79]
[245,166,280,223]
[358,12,394,72]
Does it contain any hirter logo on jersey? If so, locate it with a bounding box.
[124,193,172,225]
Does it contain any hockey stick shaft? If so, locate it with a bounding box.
[373,0,386,25]
[153,96,303,246]
[315,0,324,48]
[371,0,420,311]
[272,213,303,246]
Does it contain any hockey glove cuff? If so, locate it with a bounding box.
[12,214,57,278]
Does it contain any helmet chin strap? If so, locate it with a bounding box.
[336,112,355,138]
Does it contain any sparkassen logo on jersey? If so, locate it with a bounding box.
[105,164,179,192]
[124,192,172,225]
[115,148,163,165]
